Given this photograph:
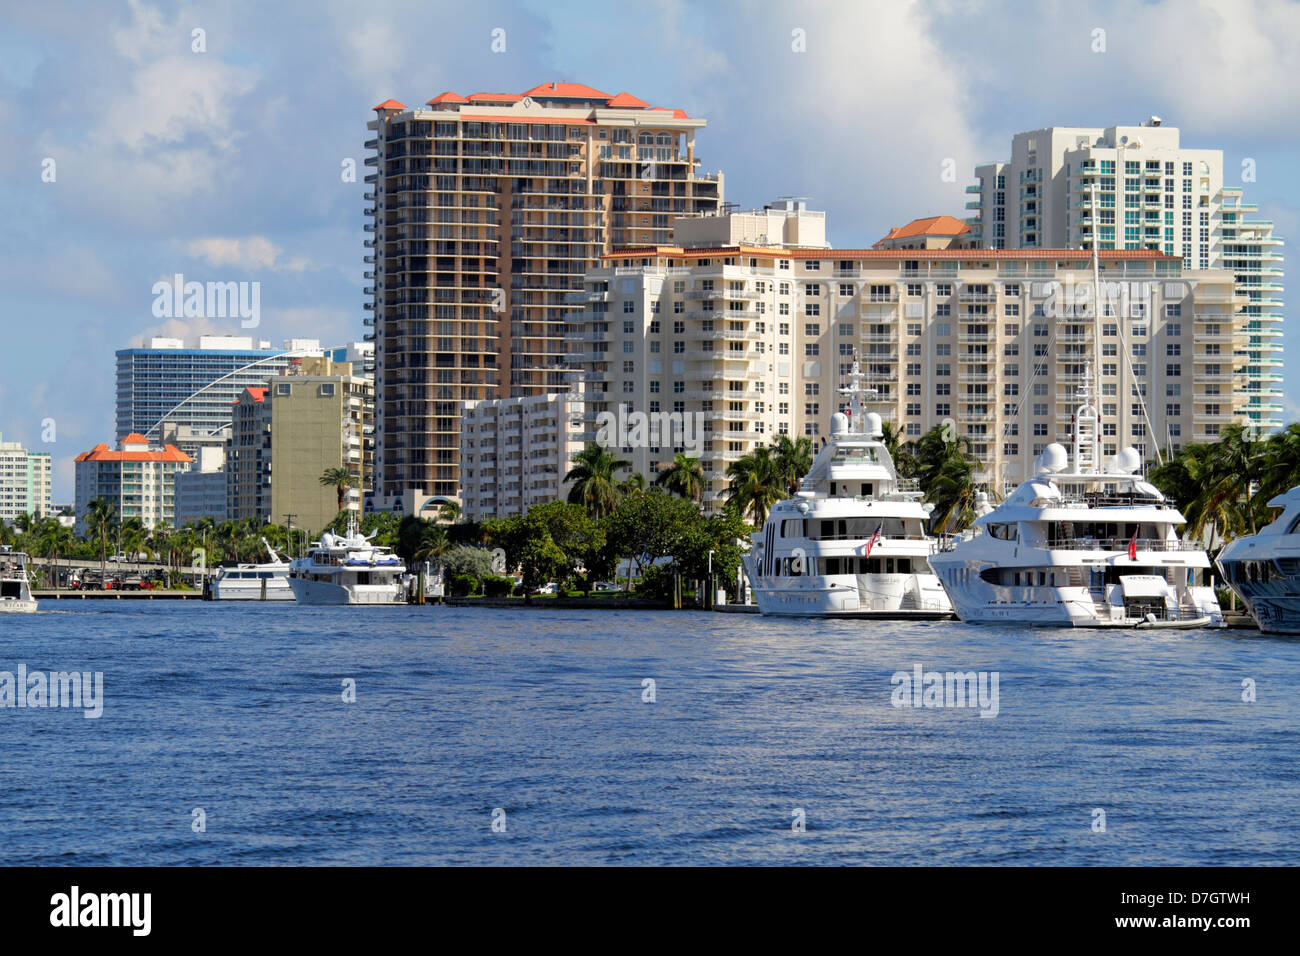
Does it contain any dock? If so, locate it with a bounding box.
[32,590,203,600]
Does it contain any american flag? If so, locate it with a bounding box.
[863,523,884,558]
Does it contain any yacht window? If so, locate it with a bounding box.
[860,483,873,496]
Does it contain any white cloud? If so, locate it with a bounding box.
[186,237,311,272]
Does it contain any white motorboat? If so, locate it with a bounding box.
[0,548,38,613]
[1216,486,1300,634]
[741,361,954,619]
[288,518,407,605]
[207,537,295,601]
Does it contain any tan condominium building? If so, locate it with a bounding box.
[228,357,373,534]
[74,434,192,531]
[365,83,723,502]
[965,119,1283,431]
[458,392,586,520]
[569,205,1249,510]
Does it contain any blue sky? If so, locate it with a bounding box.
[2,0,1296,500]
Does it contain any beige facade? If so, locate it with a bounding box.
[365,83,722,501]
[226,358,373,533]
[458,392,586,520]
[966,120,1283,430]
[570,206,1249,509]
[74,434,192,531]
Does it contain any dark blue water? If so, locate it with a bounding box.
[1,603,1296,865]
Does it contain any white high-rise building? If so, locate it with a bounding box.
[966,119,1284,431]
[0,433,52,522]
[458,392,586,519]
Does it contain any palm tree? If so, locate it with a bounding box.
[725,446,784,527]
[319,466,360,514]
[910,424,981,533]
[83,498,117,583]
[437,500,462,524]
[770,434,814,496]
[565,444,632,520]
[120,517,145,566]
[654,453,704,502]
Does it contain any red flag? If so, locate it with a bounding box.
[1128,530,1137,562]
[864,523,883,558]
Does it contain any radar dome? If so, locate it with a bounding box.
[830,412,849,436]
[863,412,883,437]
[1036,443,1069,474]
[1114,446,1142,473]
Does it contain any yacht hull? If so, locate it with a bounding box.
[0,599,38,614]
[288,577,404,606]
[744,562,955,619]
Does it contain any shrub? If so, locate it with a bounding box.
[449,573,479,597]
[482,575,513,598]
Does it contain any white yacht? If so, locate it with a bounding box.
[207,538,295,601]
[288,518,407,606]
[1216,486,1300,633]
[741,362,954,619]
[929,383,1223,628]
[0,548,38,613]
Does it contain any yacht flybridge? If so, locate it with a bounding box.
[741,361,954,619]
[288,517,407,606]
[929,373,1223,628]
[1216,487,1300,634]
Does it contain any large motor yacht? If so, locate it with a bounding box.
[207,538,295,601]
[741,362,954,619]
[929,379,1223,628]
[1216,486,1300,634]
[0,548,38,613]
[288,518,407,606]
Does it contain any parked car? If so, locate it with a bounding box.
[592,581,619,591]
[534,582,558,595]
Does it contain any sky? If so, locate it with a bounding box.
[1,0,1297,501]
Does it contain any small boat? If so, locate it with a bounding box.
[1216,486,1300,634]
[288,518,407,605]
[0,548,38,613]
[206,538,295,601]
[741,360,954,619]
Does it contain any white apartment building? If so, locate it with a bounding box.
[0,433,52,522]
[458,392,586,519]
[74,434,193,530]
[569,205,1248,509]
[966,119,1283,430]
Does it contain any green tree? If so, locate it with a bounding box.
[654,453,705,502]
[319,466,360,514]
[724,446,784,527]
[83,498,118,583]
[770,434,814,496]
[565,444,632,520]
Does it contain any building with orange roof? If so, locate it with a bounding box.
[364,82,723,502]
[567,201,1249,500]
[874,215,975,250]
[74,434,194,530]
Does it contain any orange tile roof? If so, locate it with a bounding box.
[605,91,649,108]
[523,82,610,99]
[122,432,148,443]
[604,245,1172,262]
[372,99,407,111]
[75,443,193,464]
[875,215,971,246]
[426,91,468,105]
